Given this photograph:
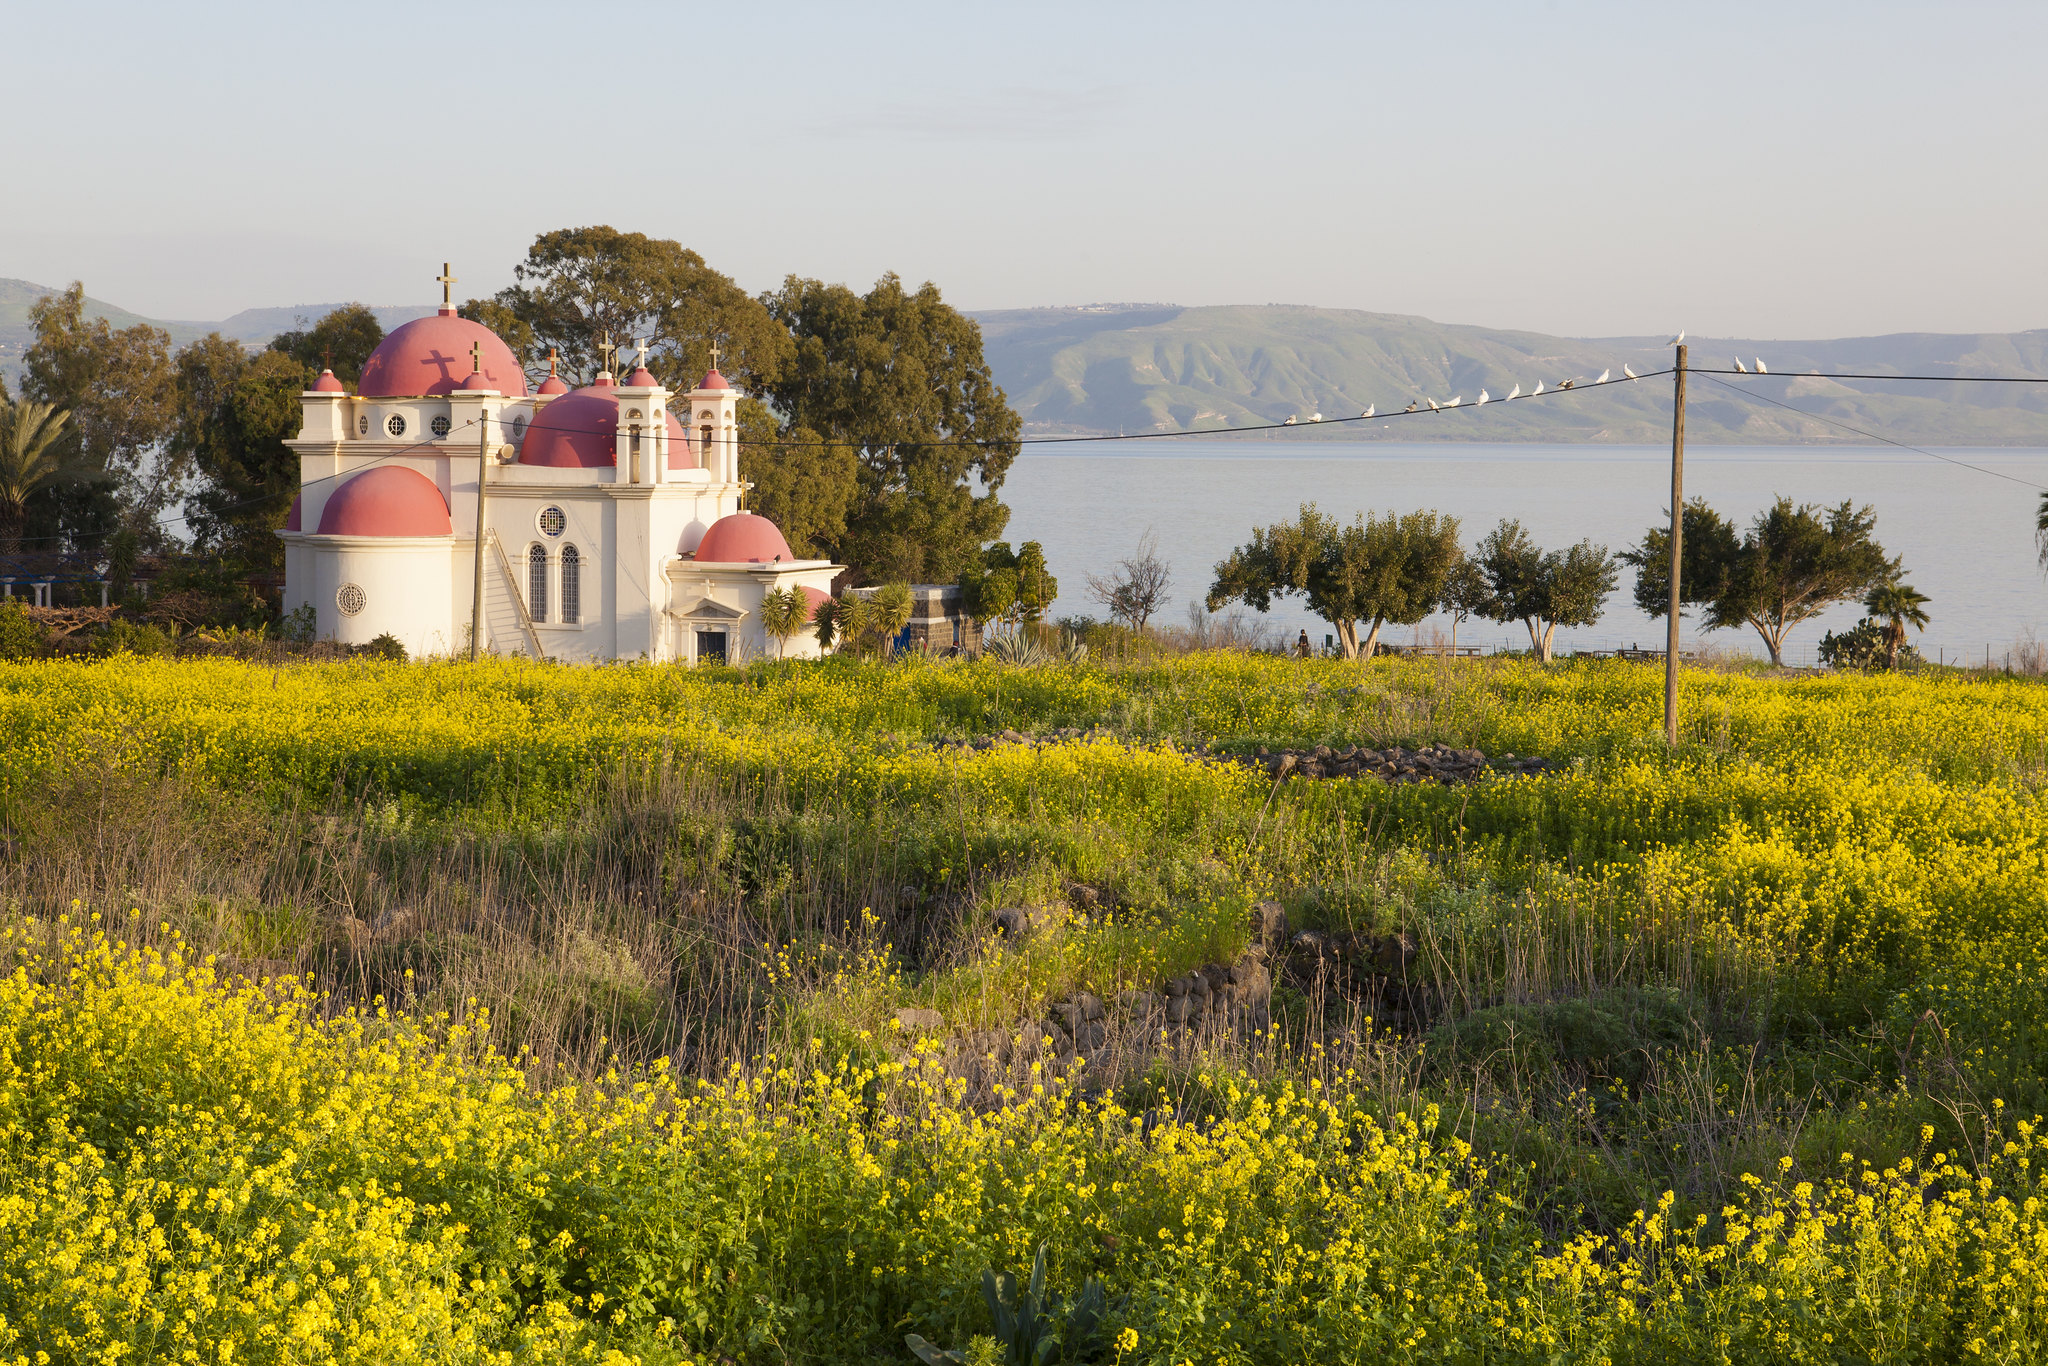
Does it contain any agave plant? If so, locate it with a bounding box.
[983,631,1089,667]
[906,1243,1109,1366]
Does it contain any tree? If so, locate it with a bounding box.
[270,303,384,385]
[21,283,179,551]
[1708,498,1896,666]
[2036,491,2048,574]
[1618,498,1742,620]
[1207,505,1463,659]
[759,586,811,660]
[0,401,73,553]
[764,274,1021,584]
[1438,555,1489,656]
[1086,530,1172,631]
[964,542,1056,629]
[172,340,305,574]
[865,582,915,655]
[816,589,867,653]
[1864,580,1931,670]
[738,406,860,558]
[467,227,792,391]
[1471,520,1618,664]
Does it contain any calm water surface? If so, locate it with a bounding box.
[1000,442,2048,665]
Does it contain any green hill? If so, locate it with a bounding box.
[972,304,2048,444]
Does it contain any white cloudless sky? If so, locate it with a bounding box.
[5,0,2044,338]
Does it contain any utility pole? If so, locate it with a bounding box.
[1664,345,1687,745]
[470,415,489,662]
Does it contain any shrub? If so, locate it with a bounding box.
[87,619,174,658]
[357,632,408,662]
[0,600,46,660]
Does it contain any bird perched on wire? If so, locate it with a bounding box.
[1755,358,1768,374]
[1532,381,1545,396]
[1310,412,1323,422]
[1558,378,1578,390]
[1360,404,1375,418]
[1666,330,1685,346]
[1285,414,1298,425]
[1732,357,1748,374]
[1445,395,1462,408]
[1623,364,1638,380]
[1595,369,1611,384]
[1426,398,1440,412]
[1405,401,1419,413]
[1507,383,1521,400]
[1476,390,1491,405]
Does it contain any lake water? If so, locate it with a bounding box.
[1000,442,2048,666]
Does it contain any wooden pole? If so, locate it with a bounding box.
[1664,345,1687,745]
[470,414,489,662]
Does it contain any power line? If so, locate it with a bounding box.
[1695,373,2040,488]
[1691,368,2048,385]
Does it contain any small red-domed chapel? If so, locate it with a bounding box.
[280,268,840,662]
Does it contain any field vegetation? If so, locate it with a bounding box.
[3,651,2048,1363]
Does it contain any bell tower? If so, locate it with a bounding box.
[686,344,742,488]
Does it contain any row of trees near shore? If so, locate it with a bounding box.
[1208,495,1919,666]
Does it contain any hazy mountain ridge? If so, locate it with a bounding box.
[971,304,2048,445]
[6,279,2043,444]
[0,277,436,356]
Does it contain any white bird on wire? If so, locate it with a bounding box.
[1596,369,1611,384]
[1666,330,1685,346]
[1623,364,1638,380]
[1285,415,1298,425]
[1445,395,1462,408]
[1426,398,1440,412]
[1507,383,1522,400]
[1310,411,1323,422]
[1755,358,1768,374]
[1532,381,1545,396]
[1733,357,1748,374]
[1360,404,1374,418]
[1477,389,1491,405]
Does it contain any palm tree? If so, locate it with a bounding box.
[0,400,72,553]
[759,586,809,661]
[1863,580,1931,670]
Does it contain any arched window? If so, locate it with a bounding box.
[528,543,548,622]
[560,544,581,624]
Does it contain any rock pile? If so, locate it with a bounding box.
[1237,743,1550,784]
[933,726,1118,753]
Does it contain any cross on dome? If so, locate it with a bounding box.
[708,340,722,370]
[436,262,458,312]
[469,340,483,374]
[547,348,558,378]
[634,338,650,369]
[596,336,618,375]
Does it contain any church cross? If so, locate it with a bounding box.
[708,340,723,370]
[634,338,649,369]
[596,336,618,374]
[547,347,558,379]
[469,340,484,374]
[436,262,458,308]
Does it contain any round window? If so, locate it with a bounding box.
[386,414,407,438]
[538,506,567,537]
[358,414,369,435]
[431,415,451,437]
[512,414,527,440]
[336,583,367,616]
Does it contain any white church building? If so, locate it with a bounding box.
[279,277,840,663]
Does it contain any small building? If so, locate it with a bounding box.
[855,583,980,655]
[279,274,841,663]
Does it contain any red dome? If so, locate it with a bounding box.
[800,585,832,620]
[693,512,794,564]
[697,369,732,391]
[624,366,659,387]
[316,466,452,536]
[537,374,570,395]
[520,382,695,470]
[311,368,346,393]
[357,312,528,398]
[285,493,302,531]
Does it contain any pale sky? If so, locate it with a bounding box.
[7,0,2044,338]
